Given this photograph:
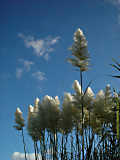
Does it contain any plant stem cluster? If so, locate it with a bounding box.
[14,28,120,160]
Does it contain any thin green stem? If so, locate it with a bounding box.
[80,70,84,160]
[21,128,27,160]
[34,141,38,160]
[61,133,64,160]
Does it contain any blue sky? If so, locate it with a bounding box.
[1,0,120,159]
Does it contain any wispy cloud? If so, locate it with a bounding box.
[16,59,34,79]
[18,59,34,71]
[18,33,60,60]
[32,71,46,81]
[44,53,49,61]
[106,0,120,5]
[11,152,40,160]
[105,0,120,24]
[16,59,46,81]
[16,68,23,79]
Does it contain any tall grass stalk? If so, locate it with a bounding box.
[21,128,27,160]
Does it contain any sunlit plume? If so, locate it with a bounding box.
[68,28,90,71]
[95,90,105,101]
[14,107,25,130]
[73,80,83,95]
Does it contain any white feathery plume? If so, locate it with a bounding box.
[43,95,51,104]
[28,105,34,120]
[85,87,94,98]
[16,107,22,114]
[29,105,34,113]
[14,107,24,127]
[96,90,105,101]
[73,80,83,95]
[64,92,73,102]
[55,96,60,106]
[34,97,40,112]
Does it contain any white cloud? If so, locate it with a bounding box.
[16,59,46,81]
[16,68,23,79]
[16,59,34,79]
[18,59,34,71]
[32,71,46,81]
[18,33,60,61]
[11,152,41,160]
[48,36,60,45]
